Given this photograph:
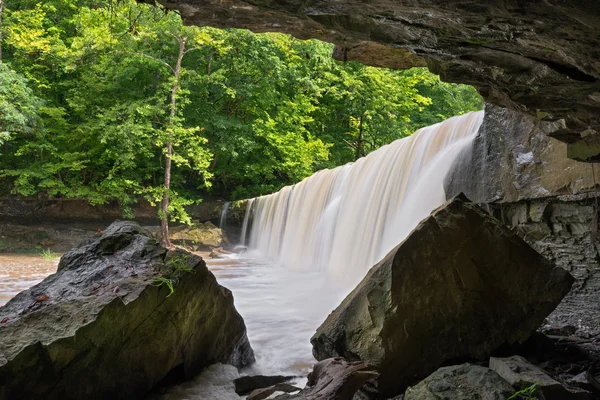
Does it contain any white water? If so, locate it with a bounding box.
[243,111,484,287]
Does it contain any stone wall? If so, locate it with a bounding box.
[489,195,600,330]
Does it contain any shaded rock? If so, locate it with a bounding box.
[247,383,302,400]
[273,358,379,400]
[404,364,514,400]
[234,374,295,395]
[311,195,573,396]
[568,372,600,395]
[169,221,225,249]
[489,356,591,400]
[0,221,254,400]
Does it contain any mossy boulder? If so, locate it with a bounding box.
[0,221,254,400]
[169,221,225,249]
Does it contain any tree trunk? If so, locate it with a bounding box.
[0,0,4,62]
[355,114,365,161]
[160,36,186,248]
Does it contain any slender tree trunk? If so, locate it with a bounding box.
[355,114,364,161]
[160,36,186,248]
[0,0,4,62]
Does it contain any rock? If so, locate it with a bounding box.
[404,364,514,400]
[445,104,594,204]
[568,372,600,395]
[542,325,578,337]
[210,247,233,259]
[311,195,574,396]
[150,0,600,150]
[273,358,379,400]
[234,375,295,395]
[489,356,591,400]
[0,221,254,400]
[247,383,302,400]
[169,221,225,249]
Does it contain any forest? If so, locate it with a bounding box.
[0,0,482,224]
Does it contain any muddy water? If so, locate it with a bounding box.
[0,254,59,306]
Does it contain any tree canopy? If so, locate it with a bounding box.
[0,0,482,220]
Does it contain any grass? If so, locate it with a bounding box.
[507,383,538,399]
[41,248,58,260]
[152,253,196,298]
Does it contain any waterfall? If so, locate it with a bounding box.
[219,201,230,230]
[242,111,484,286]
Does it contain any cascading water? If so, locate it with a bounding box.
[243,111,484,286]
[219,201,230,230]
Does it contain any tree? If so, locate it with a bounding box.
[0,63,43,150]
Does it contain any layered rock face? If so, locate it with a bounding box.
[310,195,573,396]
[151,0,600,155]
[0,221,254,400]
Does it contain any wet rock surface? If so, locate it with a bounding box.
[445,104,595,203]
[0,221,253,400]
[311,195,573,396]
[273,358,379,400]
[150,0,600,151]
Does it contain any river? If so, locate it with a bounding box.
[0,251,347,397]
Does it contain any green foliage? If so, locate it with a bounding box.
[153,253,196,297]
[0,62,43,149]
[507,383,539,399]
[0,0,482,208]
[40,248,57,260]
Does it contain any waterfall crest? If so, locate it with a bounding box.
[242,111,484,285]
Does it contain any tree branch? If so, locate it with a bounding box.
[119,51,175,74]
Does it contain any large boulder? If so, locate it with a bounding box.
[311,195,573,396]
[0,221,254,400]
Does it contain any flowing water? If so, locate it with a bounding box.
[0,254,59,306]
[0,111,484,398]
[243,111,484,287]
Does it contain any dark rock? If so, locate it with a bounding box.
[311,195,573,397]
[568,371,600,395]
[234,374,295,395]
[543,325,579,337]
[149,0,600,152]
[490,356,591,400]
[247,383,302,400]
[273,358,379,400]
[0,221,254,400]
[484,197,600,331]
[404,364,514,400]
